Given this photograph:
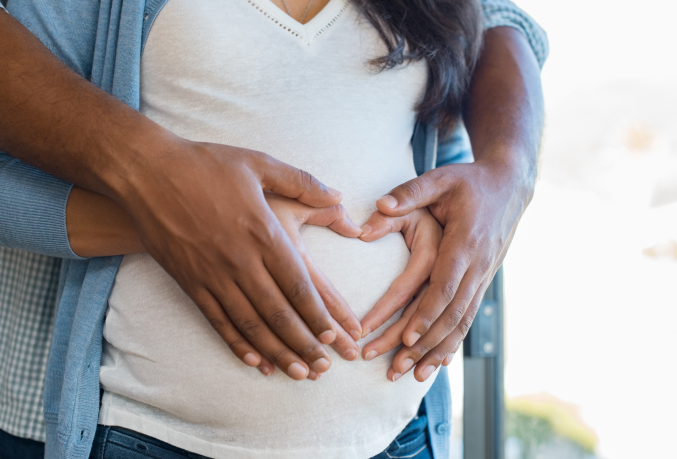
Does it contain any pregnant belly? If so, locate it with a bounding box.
[100,229,437,455]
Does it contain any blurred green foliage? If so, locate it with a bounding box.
[506,396,597,457]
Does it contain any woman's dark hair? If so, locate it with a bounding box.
[354,0,483,134]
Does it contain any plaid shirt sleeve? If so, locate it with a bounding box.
[481,0,549,68]
[0,248,60,442]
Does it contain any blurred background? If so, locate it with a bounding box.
[449,1,677,458]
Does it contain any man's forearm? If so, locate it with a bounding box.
[0,12,169,201]
[463,26,544,193]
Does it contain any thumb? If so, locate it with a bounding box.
[305,204,363,238]
[258,155,343,208]
[376,168,451,217]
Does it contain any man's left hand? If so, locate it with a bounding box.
[369,155,534,382]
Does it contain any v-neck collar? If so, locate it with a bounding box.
[247,0,349,45]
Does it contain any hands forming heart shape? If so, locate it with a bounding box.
[258,192,443,380]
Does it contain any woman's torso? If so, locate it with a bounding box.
[99,1,436,458]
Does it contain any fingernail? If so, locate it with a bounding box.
[364,350,378,361]
[422,365,437,381]
[401,358,415,373]
[362,328,372,339]
[443,353,455,366]
[349,330,362,342]
[391,372,402,382]
[327,187,343,199]
[378,195,398,209]
[318,330,335,344]
[312,357,331,373]
[360,224,372,237]
[243,353,259,367]
[406,332,421,347]
[308,371,322,381]
[258,366,272,376]
[345,349,358,360]
[288,362,308,380]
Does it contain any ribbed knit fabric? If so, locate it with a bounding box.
[0,155,80,259]
[482,0,549,67]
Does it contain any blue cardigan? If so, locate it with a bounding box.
[0,1,547,458]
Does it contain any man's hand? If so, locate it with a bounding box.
[375,159,530,381]
[369,26,544,382]
[0,13,363,381]
[120,140,363,381]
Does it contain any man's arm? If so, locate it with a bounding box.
[368,25,545,381]
[0,11,361,380]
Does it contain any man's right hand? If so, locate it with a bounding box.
[116,138,362,381]
[0,12,363,380]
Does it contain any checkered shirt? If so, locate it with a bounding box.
[482,0,549,68]
[0,248,60,442]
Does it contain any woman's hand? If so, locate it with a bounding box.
[260,193,364,379]
[357,208,442,367]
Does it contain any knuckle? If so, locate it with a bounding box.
[456,291,475,306]
[390,289,413,309]
[240,215,278,248]
[459,317,473,337]
[297,343,322,359]
[465,234,481,254]
[269,349,288,365]
[413,343,432,357]
[466,299,481,318]
[226,336,246,352]
[287,280,311,304]
[440,282,457,304]
[237,319,263,339]
[477,255,494,273]
[321,290,342,313]
[400,179,424,201]
[412,313,434,333]
[268,309,295,331]
[433,350,447,363]
[444,308,465,331]
[206,316,228,333]
[331,334,350,350]
[297,169,319,190]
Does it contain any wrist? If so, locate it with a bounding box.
[67,187,144,257]
[474,146,536,204]
[94,118,185,205]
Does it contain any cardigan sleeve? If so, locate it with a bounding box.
[0,5,81,258]
[0,1,101,258]
[0,153,84,258]
[481,0,549,68]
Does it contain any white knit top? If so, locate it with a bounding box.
[98,1,437,458]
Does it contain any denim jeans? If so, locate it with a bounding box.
[89,403,432,459]
[0,428,45,459]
